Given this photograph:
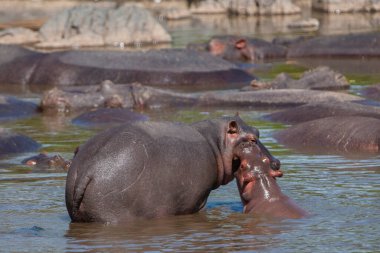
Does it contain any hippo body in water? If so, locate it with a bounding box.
[22,153,71,172]
[234,141,308,219]
[274,116,380,155]
[65,116,280,223]
[188,35,287,62]
[0,48,254,91]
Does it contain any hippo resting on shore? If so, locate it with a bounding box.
[0,48,254,91]
[234,141,308,219]
[40,81,362,113]
[66,116,281,222]
[274,116,380,155]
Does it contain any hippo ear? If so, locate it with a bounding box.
[235,39,247,50]
[227,120,239,135]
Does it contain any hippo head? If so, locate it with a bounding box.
[193,115,280,187]
[208,36,254,61]
[233,141,283,207]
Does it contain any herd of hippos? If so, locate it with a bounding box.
[2,32,380,223]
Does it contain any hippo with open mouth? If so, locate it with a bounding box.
[233,141,308,219]
[65,115,280,223]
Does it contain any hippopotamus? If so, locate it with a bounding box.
[0,95,37,121]
[0,128,40,156]
[287,32,380,58]
[274,116,380,155]
[65,115,280,222]
[360,83,380,102]
[188,35,287,62]
[264,101,380,124]
[22,153,71,172]
[40,82,363,113]
[233,141,308,219]
[0,48,254,91]
[71,108,149,128]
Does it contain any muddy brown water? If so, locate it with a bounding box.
[1,9,380,252]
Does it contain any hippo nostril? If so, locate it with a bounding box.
[271,159,281,170]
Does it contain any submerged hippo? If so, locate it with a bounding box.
[188,35,287,62]
[22,153,71,172]
[0,129,40,156]
[234,141,308,219]
[65,116,280,223]
[274,116,380,155]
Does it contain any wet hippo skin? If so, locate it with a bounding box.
[22,153,71,172]
[188,35,287,62]
[0,48,254,90]
[0,129,40,156]
[65,116,280,223]
[71,108,148,128]
[264,101,380,124]
[233,141,308,219]
[274,116,380,155]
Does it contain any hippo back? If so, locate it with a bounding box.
[66,121,218,222]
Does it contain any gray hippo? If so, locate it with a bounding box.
[0,48,254,91]
[360,83,380,102]
[40,82,363,113]
[0,129,40,156]
[22,153,71,172]
[65,116,280,222]
[264,101,380,124]
[188,35,287,62]
[233,140,308,219]
[287,32,380,58]
[71,108,148,128]
[0,95,37,121]
[274,116,380,155]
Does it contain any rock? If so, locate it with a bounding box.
[243,66,350,90]
[274,116,380,155]
[360,83,380,101]
[287,32,380,58]
[229,0,301,15]
[287,18,319,30]
[104,3,171,46]
[0,49,254,89]
[0,129,40,156]
[72,108,148,128]
[37,3,171,48]
[0,27,40,45]
[312,0,380,13]
[0,95,38,121]
[264,101,380,124]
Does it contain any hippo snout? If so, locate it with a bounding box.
[270,159,281,171]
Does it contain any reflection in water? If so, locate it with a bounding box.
[65,210,293,252]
